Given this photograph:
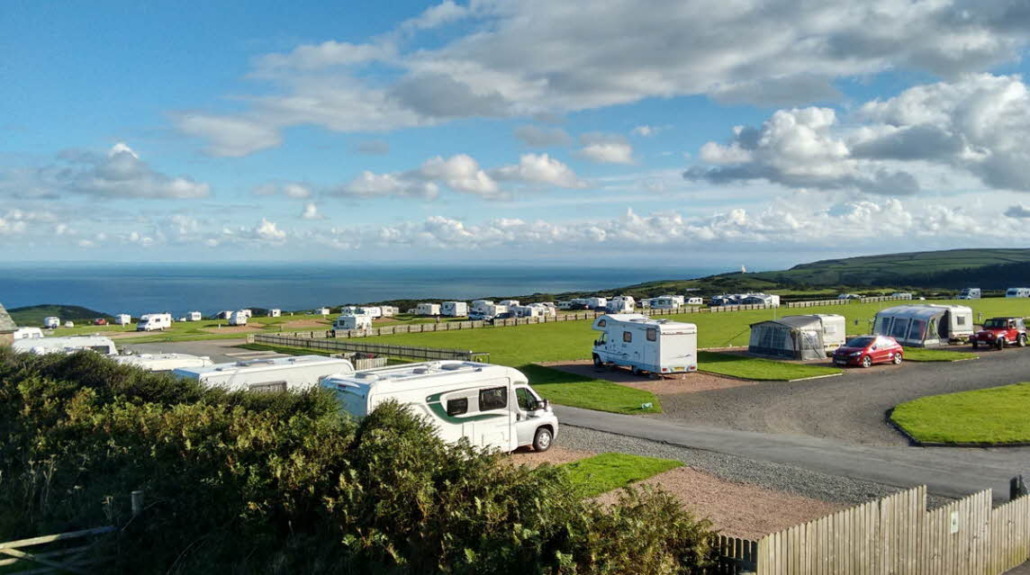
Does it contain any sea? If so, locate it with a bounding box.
[0,262,725,317]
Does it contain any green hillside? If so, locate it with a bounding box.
[8,304,111,327]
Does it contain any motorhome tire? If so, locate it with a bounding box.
[533,427,553,452]
[593,355,603,367]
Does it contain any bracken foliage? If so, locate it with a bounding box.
[0,347,716,574]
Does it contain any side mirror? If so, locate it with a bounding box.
[534,399,549,410]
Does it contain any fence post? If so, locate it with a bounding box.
[131,490,144,517]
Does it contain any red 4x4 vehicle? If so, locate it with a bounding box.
[970,317,1027,349]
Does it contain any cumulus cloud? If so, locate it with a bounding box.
[631,125,666,137]
[301,202,323,220]
[514,125,572,147]
[253,218,287,242]
[334,171,440,199]
[490,154,584,188]
[178,0,1030,155]
[418,155,500,196]
[577,134,634,164]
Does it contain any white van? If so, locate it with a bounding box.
[322,361,558,452]
[228,311,249,326]
[958,288,981,300]
[592,314,698,375]
[174,355,355,393]
[333,314,372,332]
[1006,287,1030,298]
[43,316,60,329]
[136,313,172,331]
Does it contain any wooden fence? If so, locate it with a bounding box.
[0,525,115,574]
[719,484,1030,574]
[252,334,490,362]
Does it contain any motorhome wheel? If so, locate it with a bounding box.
[533,427,553,452]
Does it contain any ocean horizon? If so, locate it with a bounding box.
[0,262,728,317]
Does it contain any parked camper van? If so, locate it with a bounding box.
[174,355,355,393]
[1006,287,1030,298]
[43,316,60,329]
[113,353,213,372]
[958,288,981,300]
[591,314,698,375]
[12,336,118,356]
[186,311,203,321]
[321,361,558,452]
[115,314,132,326]
[606,296,636,313]
[441,302,469,317]
[333,314,372,332]
[228,311,249,326]
[416,303,441,316]
[136,313,172,332]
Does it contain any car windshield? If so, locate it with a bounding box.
[983,318,1008,329]
[844,336,875,347]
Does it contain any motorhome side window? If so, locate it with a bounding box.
[956,316,966,326]
[479,387,507,411]
[623,331,632,343]
[646,328,657,342]
[446,397,468,416]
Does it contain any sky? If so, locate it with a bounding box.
[2,0,1029,268]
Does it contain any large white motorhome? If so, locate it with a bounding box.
[228,311,249,326]
[416,303,441,316]
[606,296,636,313]
[43,316,60,329]
[136,313,173,332]
[1006,287,1030,298]
[333,314,372,332]
[174,355,355,393]
[591,314,698,375]
[441,302,469,317]
[112,353,213,372]
[12,335,118,356]
[321,361,558,452]
[958,288,981,300]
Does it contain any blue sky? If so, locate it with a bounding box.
[2,0,1029,267]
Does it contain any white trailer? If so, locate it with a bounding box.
[958,288,981,300]
[416,303,441,316]
[511,305,541,318]
[380,306,399,317]
[174,355,355,393]
[441,302,468,317]
[606,296,636,313]
[321,361,558,452]
[585,297,608,310]
[591,314,698,375]
[228,311,249,326]
[499,300,520,308]
[471,300,494,314]
[340,306,361,316]
[1006,287,1030,298]
[187,311,203,322]
[333,314,373,332]
[44,316,60,329]
[115,314,132,326]
[813,314,847,353]
[112,353,213,372]
[268,309,282,318]
[647,296,680,310]
[12,335,118,356]
[13,327,44,340]
[136,313,172,332]
[315,307,331,316]
[874,304,974,347]
[686,297,704,306]
[360,306,383,318]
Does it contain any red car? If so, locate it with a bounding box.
[93,318,108,326]
[832,335,904,368]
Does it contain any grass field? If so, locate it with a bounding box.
[902,349,979,362]
[520,365,661,414]
[696,351,841,380]
[560,453,683,498]
[890,383,1030,444]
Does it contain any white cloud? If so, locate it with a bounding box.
[490,154,584,188]
[417,154,501,196]
[335,171,439,199]
[253,218,287,242]
[514,125,572,147]
[254,182,312,199]
[301,202,323,220]
[577,134,634,164]
[631,125,665,137]
[253,41,393,75]
[177,114,283,157]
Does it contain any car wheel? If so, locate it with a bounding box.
[1019,335,1027,348]
[971,341,979,349]
[996,338,1005,350]
[893,353,903,365]
[593,354,603,367]
[533,427,553,452]
[861,355,873,368]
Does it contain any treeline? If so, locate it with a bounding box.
[0,348,716,574]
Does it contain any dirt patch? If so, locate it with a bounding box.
[538,360,759,394]
[280,319,330,329]
[508,446,841,540]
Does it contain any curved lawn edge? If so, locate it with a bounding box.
[697,351,842,381]
[889,382,1030,446]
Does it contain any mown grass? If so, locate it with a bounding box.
[696,351,841,381]
[902,348,979,362]
[520,365,660,414]
[560,453,682,498]
[891,383,1030,444]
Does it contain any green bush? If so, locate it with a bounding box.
[0,348,716,573]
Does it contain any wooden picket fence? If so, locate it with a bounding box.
[252,333,490,362]
[716,484,1030,574]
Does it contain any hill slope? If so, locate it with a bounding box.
[8,304,111,327]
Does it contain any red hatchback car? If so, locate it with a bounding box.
[832,335,904,368]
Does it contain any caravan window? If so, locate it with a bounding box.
[874,316,891,335]
[956,315,966,326]
[623,331,633,343]
[646,328,657,342]
[890,319,909,340]
[479,387,508,411]
[446,397,468,416]
[907,319,925,341]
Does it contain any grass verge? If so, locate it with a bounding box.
[521,365,661,415]
[891,383,1030,444]
[902,348,979,362]
[697,351,841,381]
[560,453,682,498]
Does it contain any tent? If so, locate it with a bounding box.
[748,315,827,360]
[873,304,974,347]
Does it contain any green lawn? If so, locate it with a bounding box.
[521,365,660,414]
[902,348,979,362]
[891,383,1030,444]
[696,351,841,381]
[560,453,682,498]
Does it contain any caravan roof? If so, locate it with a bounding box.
[176,355,351,379]
[323,361,525,394]
[592,314,697,334]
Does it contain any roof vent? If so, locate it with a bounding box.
[413,367,429,375]
[441,363,463,371]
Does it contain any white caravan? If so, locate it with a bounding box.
[44,316,60,329]
[13,327,44,340]
[380,306,399,317]
[360,306,383,319]
[187,311,203,321]
[606,296,636,313]
[647,296,681,310]
[268,309,282,318]
[812,314,847,353]
[471,300,494,314]
[115,314,132,326]
[12,336,118,356]
[174,355,355,393]
[321,361,558,452]
[441,302,469,317]
[228,311,249,326]
[874,304,974,347]
[340,306,361,315]
[1006,287,1030,298]
[686,297,704,306]
[499,300,520,308]
[511,305,542,318]
[585,297,608,310]
[136,313,172,332]
[333,314,372,332]
[316,307,331,316]
[112,353,213,372]
[591,314,698,375]
[958,288,981,300]
[416,303,441,316]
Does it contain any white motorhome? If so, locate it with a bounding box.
[136,313,172,332]
[268,309,282,318]
[186,311,203,322]
[585,297,608,310]
[112,353,213,372]
[44,316,60,329]
[591,314,698,375]
[174,355,355,393]
[228,311,249,326]
[12,335,118,356]
[441,302,469,317]
[333,314,372,332]
[321,361,558,452]
[315,307,331,316]
[13,327,43,340]
[958,288,981,300]
[416,303,441,316]
[115,314,132,326]
[606,296,636,313]
[360,306,383,319]
[1006,287,1030,298]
